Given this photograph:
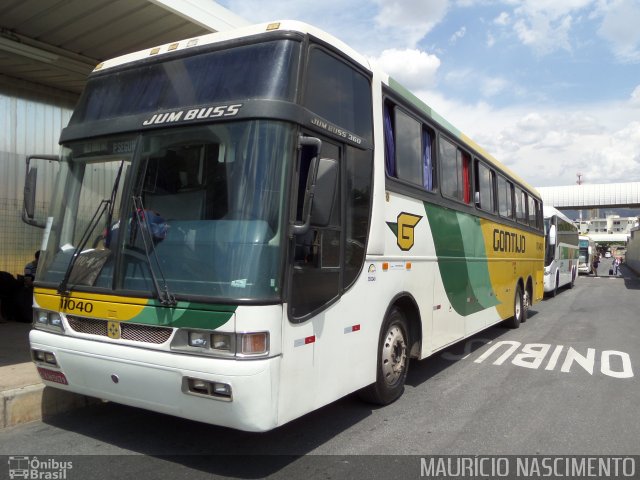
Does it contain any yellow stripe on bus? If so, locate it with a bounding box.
[34,288,148,321]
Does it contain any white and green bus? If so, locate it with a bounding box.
[25,21,544,432]
[543,206,580,295]
[578,235,595,275]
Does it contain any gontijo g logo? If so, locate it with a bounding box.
[387,212,423,251]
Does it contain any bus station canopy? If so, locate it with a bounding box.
[0,0,248,96]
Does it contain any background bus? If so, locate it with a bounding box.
[578,235,595,275]
[24,20,544,432]
[544,206,579,295]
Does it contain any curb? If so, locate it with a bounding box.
[1,383,99,429]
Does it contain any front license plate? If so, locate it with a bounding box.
[37,367,69,385]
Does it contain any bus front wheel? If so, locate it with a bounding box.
[358,307,409,405]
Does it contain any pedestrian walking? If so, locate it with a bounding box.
[613,257,621,276]
[592,255,600,277]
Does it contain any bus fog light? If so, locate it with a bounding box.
[240,332,269,355]
[213,382,231,397]
[33,349,46,362]
[212,333,231,351]
[188,332,209,348]
[188,378,209,394]
[44,353,58,366]
[184,378,232,401]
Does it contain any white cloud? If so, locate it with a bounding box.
[450,26,467,44]
[374,48,441,90]
[506,0,597,55]
[494,12,510,26]
[597,0,640,62]
[513,12,573,55]
[514,0,595,19]
[374,0,449,46]
[481,77,509,97]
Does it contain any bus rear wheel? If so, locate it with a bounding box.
[359,307,409,405]
[505,284,526,329]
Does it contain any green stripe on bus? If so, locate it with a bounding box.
[133,301,236,329]
[424,203,499,316]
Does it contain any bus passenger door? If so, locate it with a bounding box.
[288,136,342,320]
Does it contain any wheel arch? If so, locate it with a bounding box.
[385,292,422,359]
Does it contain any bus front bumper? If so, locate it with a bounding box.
[30,329,280,432]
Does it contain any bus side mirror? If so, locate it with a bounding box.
[24,167,38,222]
[22,154,59,228]
[548,224,557,246]
[291,136,322,236]
[310,158,338,227]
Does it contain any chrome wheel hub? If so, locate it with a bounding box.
[381,325,407,386]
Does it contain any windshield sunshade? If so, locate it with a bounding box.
[70,40,300,124]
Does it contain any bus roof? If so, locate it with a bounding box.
[92,20,371,74]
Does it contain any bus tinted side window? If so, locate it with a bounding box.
[394,109,422,186]
[497,175,513,218]
[515,188,527,223]
[528,196,537,227]
[475,160,495,212]
[383,102,436,191]
[305,47,372,142]
[440,137,470,204]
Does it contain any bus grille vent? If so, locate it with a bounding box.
[67,316,173,344]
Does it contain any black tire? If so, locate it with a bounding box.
[359,307,409,405]
[505,284,526,329]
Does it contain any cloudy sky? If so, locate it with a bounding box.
[217,0,640,188]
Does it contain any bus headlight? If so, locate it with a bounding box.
[171,330,269,358]
[33,309,65,333]
[35,310,49,325]
[188,331,209,348]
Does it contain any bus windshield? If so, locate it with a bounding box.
[38,121,295,302]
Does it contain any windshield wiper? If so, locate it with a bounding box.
[57,199,109,295]
[58,160,126,296]
[131,196,176,306]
